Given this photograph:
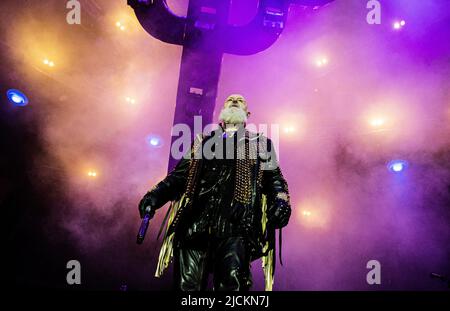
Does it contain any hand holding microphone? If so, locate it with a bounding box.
[136,192,157,244]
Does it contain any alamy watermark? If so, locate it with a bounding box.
[66,0,81,25]
[170,117,281,170]
[66,259,81,285]
[366,0,381,25]
[366,260,381,285]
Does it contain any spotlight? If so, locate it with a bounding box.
[125,97,136,104]
[6,89,29,106]
[369,117,385,127]
[283,125,296,134]
[387,160,408,173]
[279,114,305,140]
[116,21,126,31]
[315,57,328,67]
[393,20,406,30]
[43,58,55,67]
[146,134,163,148]
[297,199,329,228]
[302,210,312,217]
[87,170,98,177]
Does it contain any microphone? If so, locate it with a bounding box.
[136,206,152,244]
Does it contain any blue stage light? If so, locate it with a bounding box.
[146,134,163,148]
[6,89,29,106]
[387,160,408,173]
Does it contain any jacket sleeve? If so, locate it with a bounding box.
[261,138,291,223]
[140,134,203,213]
[144,156,191,210]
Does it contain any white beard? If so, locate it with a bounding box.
[218,107,247,124]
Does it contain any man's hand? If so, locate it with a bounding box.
[267,197,291,229]
[138,192,157,219]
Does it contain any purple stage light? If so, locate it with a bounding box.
[393,19,406,30]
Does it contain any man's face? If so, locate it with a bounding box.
[219,94,250,125]
[224,94,248,114]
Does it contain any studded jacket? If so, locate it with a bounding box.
[143,127,291,263]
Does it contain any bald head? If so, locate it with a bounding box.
[223,94,248,113]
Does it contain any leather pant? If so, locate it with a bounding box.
[173,235,252,291]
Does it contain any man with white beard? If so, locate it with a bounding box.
[219,94,250,129]
[138,94,291,291]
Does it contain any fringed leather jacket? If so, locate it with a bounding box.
[142,126,291,290]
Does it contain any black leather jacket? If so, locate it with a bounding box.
[142,129,291,258]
